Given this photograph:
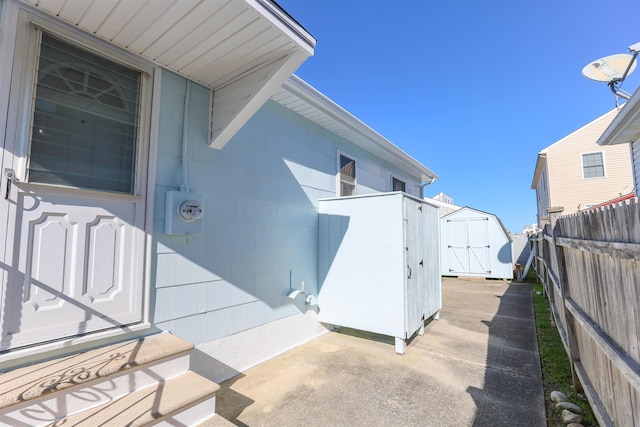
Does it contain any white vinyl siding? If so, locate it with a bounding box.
[543,108,634,215]
[632,140,640,193]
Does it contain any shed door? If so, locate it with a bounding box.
[467,218,490,274]
[0,32,148,350]
[404,198,426,336]
[447,218,490,275]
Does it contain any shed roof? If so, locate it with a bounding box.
[272,75,438,183]
[441,206,512,242]
[20,0,315,150]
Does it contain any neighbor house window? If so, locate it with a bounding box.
[339,154,356,196]
[582,152,605,179]
[392,177,406,192]
[28,32,142,193]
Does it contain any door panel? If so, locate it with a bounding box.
[468,218,490,274]
[404,198,424,335]
[2,188,143,349]
[447,219,469,273]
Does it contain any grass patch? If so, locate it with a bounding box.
[527,270,598,426]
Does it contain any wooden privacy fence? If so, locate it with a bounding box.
[532,199,640,427]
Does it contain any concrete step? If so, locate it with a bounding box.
[47,371,219,427]
[0,333,224,426]
[196,413,238,427]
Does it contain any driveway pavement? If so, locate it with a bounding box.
[215,278,546,427]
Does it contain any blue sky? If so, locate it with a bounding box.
[276,0,640,232]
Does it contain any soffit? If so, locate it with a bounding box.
[598,87,640,146]
[19,0,315,149]
[20,0,314,88]
[272,75,438,183]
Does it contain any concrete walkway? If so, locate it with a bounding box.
[215,278,546,427]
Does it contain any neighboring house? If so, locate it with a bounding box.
[597,86,640,191]
[531,108,634,226]
[440,207,513,280]
[0,1,439,417]
[427,192,462,217]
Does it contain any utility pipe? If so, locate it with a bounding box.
[180,80,192,192]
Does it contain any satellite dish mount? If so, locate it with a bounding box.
[582,42,640,102]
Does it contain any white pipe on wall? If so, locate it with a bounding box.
[180,80,192,192]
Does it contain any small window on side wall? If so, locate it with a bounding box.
[339,154,356,196]
[392,177,406,192]
[582,152,605,179]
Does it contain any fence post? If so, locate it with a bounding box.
[548,206,583,393]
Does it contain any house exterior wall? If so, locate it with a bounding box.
[152,71,424,381]
[633,140,640,192]
[534,165,551,224]
[544,109,634,215]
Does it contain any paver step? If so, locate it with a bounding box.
[46,370,219,427]
[0,333,223,426]
[0,333,193,410]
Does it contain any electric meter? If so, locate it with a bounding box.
[178,200,204,222]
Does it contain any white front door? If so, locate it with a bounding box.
[0,27,151,351]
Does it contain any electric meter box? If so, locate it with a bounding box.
[165,191,204,235]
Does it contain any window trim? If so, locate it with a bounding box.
[336,150,356,197]
[391,175,406,193]
[10,9,154,194]
[29,32,143,193]
[581,151,606,180]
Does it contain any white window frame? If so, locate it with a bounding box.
[581,151,606,180]
[8,8,154,192]
[336,150,356,196]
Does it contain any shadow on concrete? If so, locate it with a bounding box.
[214,373,253,427]
[467,283,545,426]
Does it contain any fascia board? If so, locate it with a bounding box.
[250,0,316,54]
[531,153,547,189]
[542,107,620,152]
[281,75,438,183]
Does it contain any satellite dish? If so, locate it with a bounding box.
[582,53,637,82]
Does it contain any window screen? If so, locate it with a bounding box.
[582,152,604,179]
[339,154,356,196]
[29,33,141,193]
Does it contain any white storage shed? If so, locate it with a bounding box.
[317,192,441,354]
[440,207,513,280]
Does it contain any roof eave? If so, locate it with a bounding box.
[276,75,438,183]
[531,153,547,189]
[597,86,640,146]
[19,0,316,150]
